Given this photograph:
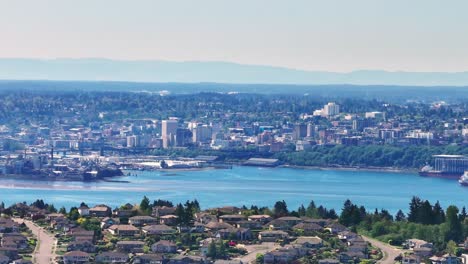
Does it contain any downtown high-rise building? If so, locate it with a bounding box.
[162,119,178,148]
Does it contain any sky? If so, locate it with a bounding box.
[0,0,467,72]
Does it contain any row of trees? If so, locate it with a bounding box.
[275,145,468,168]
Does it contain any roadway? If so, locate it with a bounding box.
[14,218,58,264]
[362,235,403,264]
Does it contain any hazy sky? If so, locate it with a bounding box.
[1,0,467,72]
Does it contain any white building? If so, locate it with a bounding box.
[323,102,340,117]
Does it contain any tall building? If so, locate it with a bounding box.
[175,128,192,147]
[293,123,307,140]
[192,124,212,144]
[352,118,375,132]
[323,102,340,116]
[307,123,315,138]
[162,120,178,148]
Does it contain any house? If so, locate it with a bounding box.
[46,213,65,222]
[248,215,272,224]
[258,230,289,242]
[100,217,120,229]
[429,254,460,264]
[129,216,157,226]
[205,221,234,232]
[0,218,19,233]
[413,247,433,258]
[142,225,176,236]
[95,252,129,263]
[114,209,134,218]
[132,253,166,264]
[293,223,323,234]
[1,234,28,249]
[292,236,323,249]
[302,218,332,227]
[116,241,145,253]
[402,254,421,264]
[66,241,96,253]
[339,251,367,263]
[89,205,111,217]
[405,239,433,250]
[152,206,177,218]
[168,255,205,264]
[263,247,302,264]
[107,225,139,237]
[216,228,253,241]
[159,215,179,226]
[63,251,90,264]
[266,217,302,230]
[338,231,358,241]
[51,216,73,231]
[219,214,246,225]
[326,223,347,234]
[236,220,263,230]
[77,205,89,216]
[195,212,218,224]
[151,240,177,253]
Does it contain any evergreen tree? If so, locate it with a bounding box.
[298,204,306,216]
[59,206,67,214]
[207,240,217,259]
[395,210,406,221]
[408,196,422,223]
[175,203,185,225]
[432,201,445,224]
[445,206,462,242]
[140,196,151,214]
[273,200,289,218]
[459,207,467,221]
[218,240,227,259]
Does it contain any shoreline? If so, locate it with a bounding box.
[279,164,418,174]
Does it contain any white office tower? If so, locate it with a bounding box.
[162,120,178,148]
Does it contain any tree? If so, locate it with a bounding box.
[395,210,406,222]
[140,196,151,214]
[298,204,306,216]
[408,196,424,223]
[445,240,458,256]
[445,206,462,242]
[207,240,217,259]
[175,203,185,225]
[59,206,67,214]
[255,253,264,264]
[218,240,227,259]
[432,201,445,224]
[273,200,289,218]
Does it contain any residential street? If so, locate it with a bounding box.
[13,218,57,264]
[236,242,278,264]
[362,235,403,264]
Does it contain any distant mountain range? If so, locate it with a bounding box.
[1,58,468,86]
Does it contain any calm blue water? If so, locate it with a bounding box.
[0,166,466,213]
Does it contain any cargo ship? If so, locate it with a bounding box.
[418,155,468,179]
[459,171,468,186]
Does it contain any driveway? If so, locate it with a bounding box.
[362,235,403,264]
[14,218,58,264]
[236,242,278,264]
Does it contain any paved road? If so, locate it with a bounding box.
[236,242,278,264]
[14,218,57,264]
[362,235,402,264]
